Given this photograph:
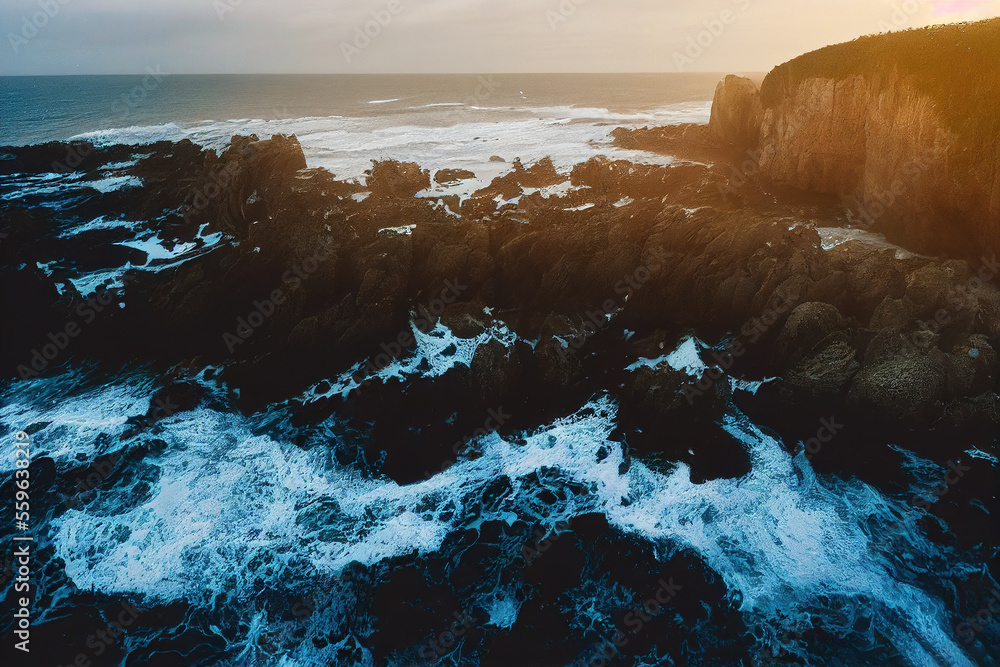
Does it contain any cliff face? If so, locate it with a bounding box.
[709,19,1000,260]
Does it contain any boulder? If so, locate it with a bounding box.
[534,314,584,387]
[469,338,522,399]
[848,332,948,421]
[773,302,845,368]
[783,340,860,397]
[625,363,699,416]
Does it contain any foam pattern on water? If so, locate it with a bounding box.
[0,367,157,474]
[609,411,976,666]
[302,319,518,402]
[69,102,710,183]
[27,378,975,666]
[1,331,985,666]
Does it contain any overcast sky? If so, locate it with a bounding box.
[2,0,999,75]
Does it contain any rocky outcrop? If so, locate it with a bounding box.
[847,331,950,421]
[708,19,1000,260]
[708,75,763,152]
[368,160,431,198]
[773,302,845,368]
[435,168,476,184]
[2,132,998,429]
[757,73,971,257]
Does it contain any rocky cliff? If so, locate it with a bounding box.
[709,19,1000,260]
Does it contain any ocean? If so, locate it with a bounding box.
[0,73,722,181]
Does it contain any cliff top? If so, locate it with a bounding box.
[760,17,1000,141]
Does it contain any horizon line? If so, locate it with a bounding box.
[0,71,767,77]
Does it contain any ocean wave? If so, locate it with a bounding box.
[1,331,982,665]
[61,101,709,183]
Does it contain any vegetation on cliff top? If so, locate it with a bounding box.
[759,17,1000,142]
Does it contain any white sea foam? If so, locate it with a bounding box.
[71,122,192,147]
[302,319,518,402]
[0,173,85,200]
[4,322,980,666]
[626,335,708,376]
[0,369,157,473]
[67,266,133,296]
[84,175,143,193]
[58,215,142,238]
[816,226,930,260]
[68,102,710,184]
[377,225,415,236]
[36,378,977,667]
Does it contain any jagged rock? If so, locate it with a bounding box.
[2,131,997,433]
[708,75,762,151]
[624,363,697,416]
[367,160,431,198]
[203,133,309,237]
[469,338,521,399]
[510,157,564,189]
[0,140,135,176]
[841,247,908,318]
[610,124,726,165]
[534,314,584,387]
[783,340,860,397]
[439,302,491,339]
[569,157,699,200]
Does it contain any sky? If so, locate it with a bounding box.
[2,0,1000,75]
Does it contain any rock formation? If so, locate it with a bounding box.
[708,74,762,152]
[708,18,1000,260]
[2,133,997,443]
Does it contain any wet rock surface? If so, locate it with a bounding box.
[2,132,998,438]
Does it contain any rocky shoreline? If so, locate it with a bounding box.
[1,56,999,661]
[2,117,998,479]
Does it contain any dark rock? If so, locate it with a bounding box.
[773,302,845,368]
[469,338,521,400]
[783,339,860,397]
[534,314,584,387]
[848,332,948,421]
[510,157,563,189]
[945,335,998,397]
[610,124,727,164]
[367,160,431,199]
[942,391,1000,429]
[439,302,491,339]
[624,362,696,416]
